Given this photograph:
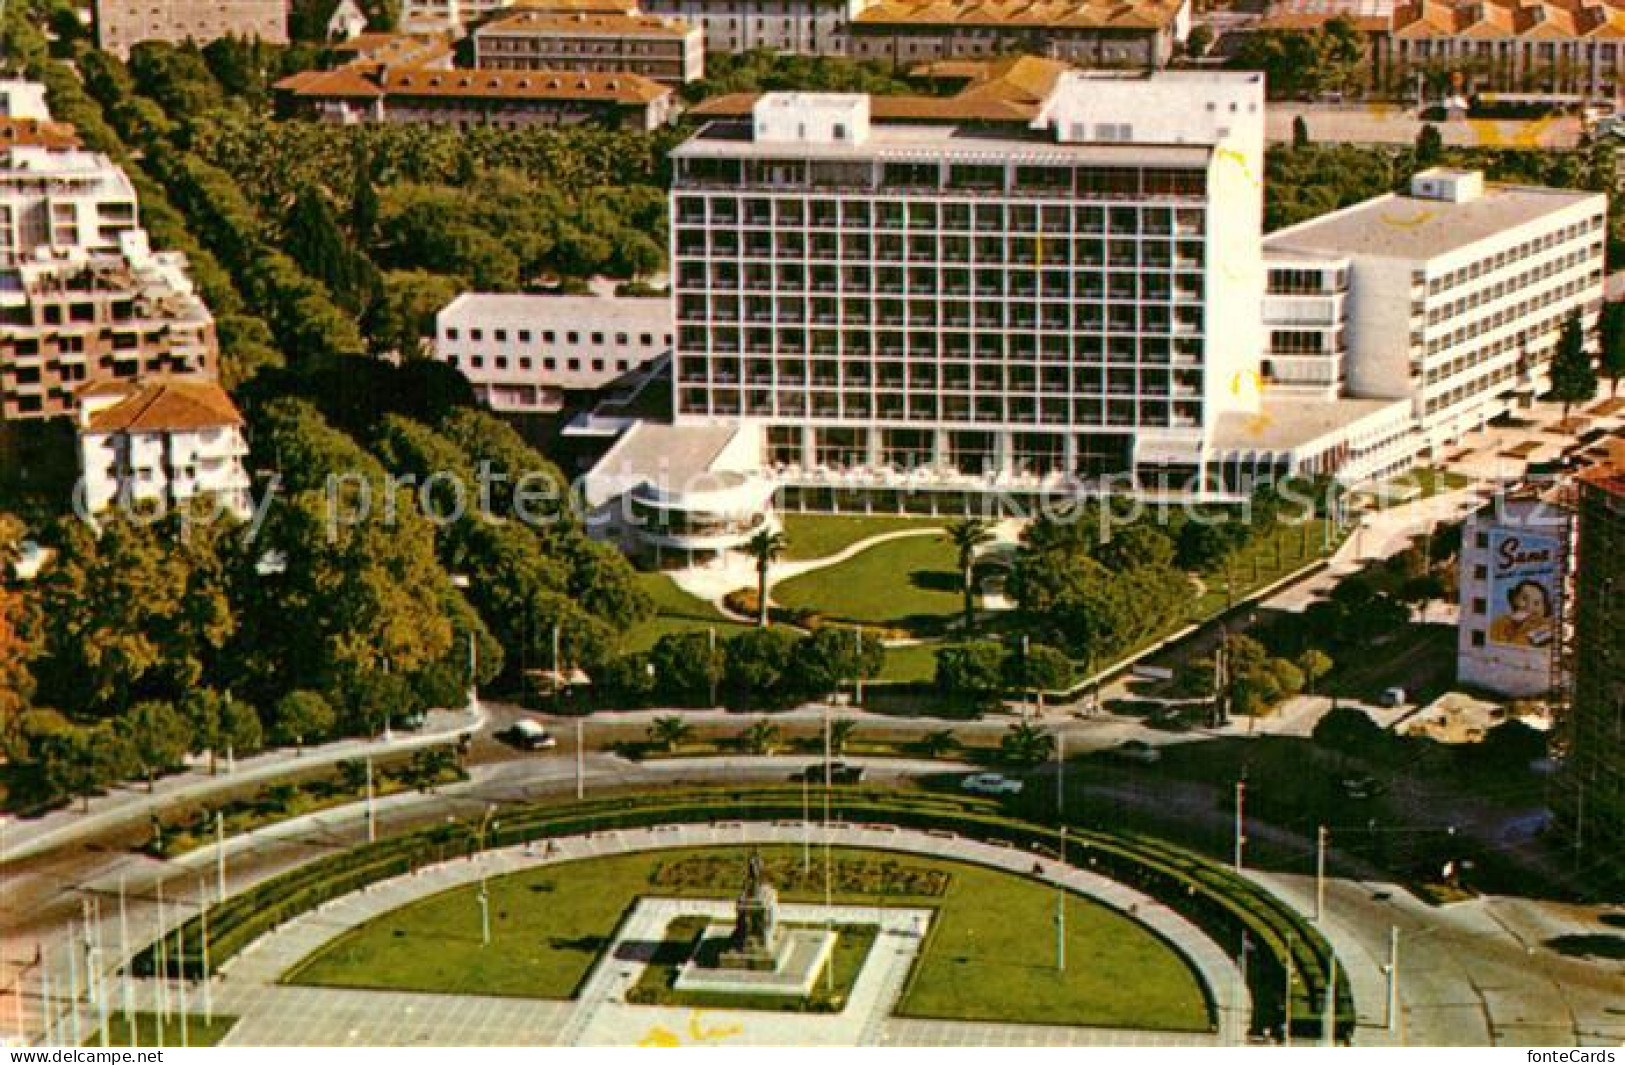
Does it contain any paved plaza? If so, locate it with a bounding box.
[60,823,1246,1047]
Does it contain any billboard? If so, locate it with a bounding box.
[1486,528,1562,650]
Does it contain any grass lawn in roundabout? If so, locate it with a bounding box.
[283,845,1212,1032]
[774,537,962,632]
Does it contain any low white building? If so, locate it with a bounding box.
[1265,168,1607,459]
[434,294,672,413]
[1457,491,1572,698]
[76,378,251,520]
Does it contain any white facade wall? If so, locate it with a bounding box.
[0,145,139,268]
[435,294,672,413]
[78,425,251,518]
[642,0,875,55]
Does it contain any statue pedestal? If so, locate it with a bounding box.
[675,923,836,998]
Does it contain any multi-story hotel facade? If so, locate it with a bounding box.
[668,75,1269,504]
[474,9,705,84]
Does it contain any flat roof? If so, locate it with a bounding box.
[1213,395,1409,453]
[674,119,1212,166]
[1265,183,1603,262]
[440,293,670,326]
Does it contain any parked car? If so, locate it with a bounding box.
[391,710,427,732]
[499,719,557,750]
[960,772,1023,795]
[1380,687,1407,708]
[1111,740,1162,764]
[1341,775,1386,800]
[793,761,863,784]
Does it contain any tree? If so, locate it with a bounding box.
[181,688,228,774]
[723,627,802,707]
[1000,721,1056,767]
[1548,308,1598,420]
[944,518,995,634]
[120,700,191,791]
[934,641,1007,711]
[1312,705,1385,759]
[1599,300,1625,398]
[1005,642,1076,695]
[647,715,694,753]
[0,513,35,741]
[35,725,130,812]
[827,717,857,756]
[744,528,789,627]
[650,630,725,706]
[218,694,263,757]
[273,689,335,748]
[1185,23,1213,58]
[1415,123,1444,167]
[1297,649,1335,694]
[742,717,781,755]
[1293,114,1311,148]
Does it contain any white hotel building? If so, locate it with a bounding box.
[1265,168,1607,459]
[667,76,1281,508]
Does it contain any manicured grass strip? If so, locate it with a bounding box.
[778,514,942,560]
[775,536,961,630]
[283,845,1211,1032]
[83,1013,236,1047]
[1192,519,1339,620]
[622,573,745,653]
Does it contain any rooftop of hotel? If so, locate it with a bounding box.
[1264,182,1602,261]
[277,63,670,104]
[853,0,1187,30]
[477,10,696,35]
[79,379,242,435]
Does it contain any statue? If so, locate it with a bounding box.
[722,849,782,969]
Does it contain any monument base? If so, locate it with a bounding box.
[674,922,837,998]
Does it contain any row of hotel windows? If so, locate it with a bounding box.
[1426,216,1604,296]
[761,427,1141,476]
[1425,246,1600,327]
[682,302,1206,331]
[675,161,1210,200]
[1266,267,1349,296]
[1422,359,1528,417]
[1425,275,1597,356]
[445,353,641,374]
[479,40,689,54]
[676,265,1204,299]
[678,328,1203,361]
[675,232,1206,267]
[674,198,1205,235]
[441,326,670,346]
[678,389,1201,427]
[678,358,1201,392]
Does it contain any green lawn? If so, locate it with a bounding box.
[283,845,1211,1031]
[1193,518,1339,620]
[83,1013,236,1047]
[622,573,747,653]
[779,514,943,560]
[874,641,940,684]
[774,535,962,632]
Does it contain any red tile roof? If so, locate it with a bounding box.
[81,379,243,434]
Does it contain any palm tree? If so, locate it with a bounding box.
[827,717,857,756]
[648,715,694,754]
[743,718,781,755]
[745,528,789,628]
[919,729,959,759]
[944,518,995,634]
[1000,721,1056,767]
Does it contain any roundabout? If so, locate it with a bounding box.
[111,787,1347,1047]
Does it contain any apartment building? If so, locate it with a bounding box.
[435,294,672,412]
[1264,167,1605,457]
[276,57,676,130]
[848,0,1191,67]
[76,378,250,519]
[641,0,877,55]
[1,97,218,422]
[669,76,1270,505]
[1376,0,1625,98]
[1560,455,1625,870]
[475,9,704,84]
[93,0,288,59]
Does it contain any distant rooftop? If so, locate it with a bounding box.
[1213,396,1409,452]
[79,379,242,435]
[477,9,695,35]
[855,0,1186,30]
[1265,181,1602,262]
[439,293,670,325]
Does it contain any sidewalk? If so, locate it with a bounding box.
[0,704,486,864]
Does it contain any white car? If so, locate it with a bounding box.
[960,773,1024,795]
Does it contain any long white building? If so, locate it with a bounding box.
[434,294,672,413]
[669,76,1271,505]
[1265,168,1607,458]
